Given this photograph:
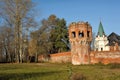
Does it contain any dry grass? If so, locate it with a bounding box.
[0,63,120,80]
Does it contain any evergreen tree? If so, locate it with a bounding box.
[30,14,69,57]
[50,18,69,53]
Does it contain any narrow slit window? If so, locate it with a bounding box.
[87,31,90,37]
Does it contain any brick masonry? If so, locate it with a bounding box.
[38,51,120,64]
[38,21,120,65]
[49,52,71,63]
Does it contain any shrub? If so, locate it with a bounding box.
[107,63,120,69]
[71,73,86,80]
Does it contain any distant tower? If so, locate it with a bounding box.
[69,22,92,65]
[94,21,109,51]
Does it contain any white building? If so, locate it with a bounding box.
[94,22,109,51]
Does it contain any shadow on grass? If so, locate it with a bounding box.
[0,71,61,80]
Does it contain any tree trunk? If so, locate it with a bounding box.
[35,52,38,63]
[19,23,23,63]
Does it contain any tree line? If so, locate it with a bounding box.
[0,0,69,63]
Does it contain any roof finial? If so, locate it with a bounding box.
[99,17,102,23]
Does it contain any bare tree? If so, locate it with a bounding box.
[0,26,14,62]
[0,0,36,63]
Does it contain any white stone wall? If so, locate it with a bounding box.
[94,35,110,51]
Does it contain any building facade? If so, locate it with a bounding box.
[94,22,109,51]
[107,32,120,51]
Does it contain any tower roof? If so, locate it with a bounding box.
[107,32,120,46]
[97,21,105,37]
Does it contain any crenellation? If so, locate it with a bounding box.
[69,21,92,65]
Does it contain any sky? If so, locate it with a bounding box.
[34,0,120,35]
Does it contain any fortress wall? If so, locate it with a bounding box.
[90,51,120,64]
[38,52,71,63]
[38,51,120,64]
[49,52,71,63]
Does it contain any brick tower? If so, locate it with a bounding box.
[69,22,92,65]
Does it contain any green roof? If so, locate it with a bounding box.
[97,21,105,37]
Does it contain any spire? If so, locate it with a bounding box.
[97,21,105,37]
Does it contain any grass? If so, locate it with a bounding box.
[0,63,120,80]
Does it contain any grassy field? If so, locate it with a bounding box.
[0,63,120,80]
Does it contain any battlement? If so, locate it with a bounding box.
[69,22,92,45]
[69,21,92,65]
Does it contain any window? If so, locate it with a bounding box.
[101,48,103,51]
[87,31,90,37]
[79,31,84,38]
[72,32,76,38]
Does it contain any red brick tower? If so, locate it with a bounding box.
[69,22,92,65]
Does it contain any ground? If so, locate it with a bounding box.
[0,63,120,80]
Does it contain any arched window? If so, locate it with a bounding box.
[72,32,76,38]
[79,31,84,38]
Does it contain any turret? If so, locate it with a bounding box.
[69,21,92,65]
